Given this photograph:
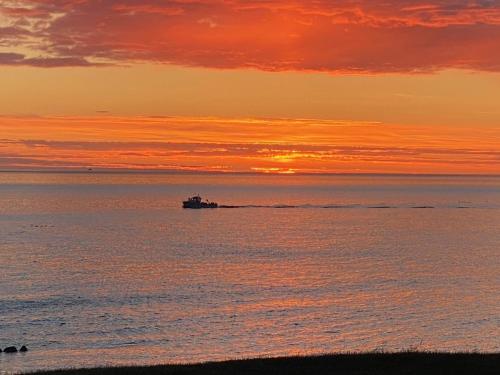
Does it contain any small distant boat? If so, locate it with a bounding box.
[182,195,218,209]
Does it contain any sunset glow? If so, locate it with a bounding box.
[1,115,499,173]
[1,1,500,174]
[2,3,500,371]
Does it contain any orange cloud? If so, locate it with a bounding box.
[0,115,499,174]
[1,1,500,72]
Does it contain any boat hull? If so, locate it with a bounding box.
[182,201,218,209]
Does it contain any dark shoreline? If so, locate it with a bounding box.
[29,352,500,375]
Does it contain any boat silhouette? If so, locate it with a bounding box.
[182,195,218,209]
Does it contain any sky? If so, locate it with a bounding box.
[1,0,500,174]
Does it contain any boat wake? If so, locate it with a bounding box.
[218,203,495,209]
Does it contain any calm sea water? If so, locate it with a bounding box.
[1,172,499,373]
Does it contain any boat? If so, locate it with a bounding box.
[182,195,218,209]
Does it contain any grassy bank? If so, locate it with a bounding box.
[32,352,500,375]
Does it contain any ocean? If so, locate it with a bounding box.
[0,172,499,373]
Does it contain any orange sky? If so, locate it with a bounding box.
[1,115,499,174]
[1,1,500,174]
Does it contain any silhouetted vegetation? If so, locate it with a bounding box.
[31,352,500,375]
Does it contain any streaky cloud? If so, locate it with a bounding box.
[0,115,499,174]
[0,52,100,67]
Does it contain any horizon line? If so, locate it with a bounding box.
[1,169,499,178]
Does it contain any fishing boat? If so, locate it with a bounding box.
[182,195,218,209]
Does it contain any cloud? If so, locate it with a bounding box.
[1,1,500,72]
[0,52,99,67]
[0,52,25,64]
[0,115,499,173]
